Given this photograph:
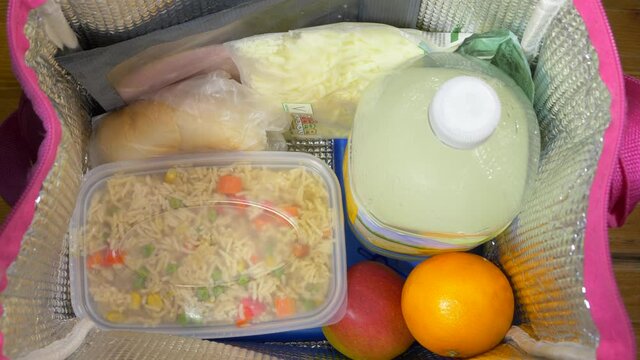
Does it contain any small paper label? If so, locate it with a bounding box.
[283,103,313,114]
[290,113,317,136]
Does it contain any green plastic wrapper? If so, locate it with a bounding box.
[456,30,534,102]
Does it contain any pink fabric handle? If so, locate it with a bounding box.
[609,75,640,227]
[0,96,45,206]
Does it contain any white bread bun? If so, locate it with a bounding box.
[92,72,286,165]
[93,101,182,163]
[92,99,269,164]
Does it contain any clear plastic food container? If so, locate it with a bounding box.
[69,152,347,338]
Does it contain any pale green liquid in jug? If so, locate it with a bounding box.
[350,67,534,241]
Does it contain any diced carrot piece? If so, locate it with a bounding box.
[252,215,271,231]
[241,297,265,317]
[217,175,243,195]
[235,299,256,327]
[235,317,250,327]
[282,206,300,218]
[292,243,310,258]
[242,304,253,319]
[275,296,297,317]
[86,251,104,269]
[250,254,260,265]
[103,249,126,266]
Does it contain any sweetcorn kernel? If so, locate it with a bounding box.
[146,293,164,311]
[105,310,124,323]
[164,169,178,184]
[130,292,142,310]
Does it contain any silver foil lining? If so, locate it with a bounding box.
[1,0,612,358]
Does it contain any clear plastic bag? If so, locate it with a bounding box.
[226,23,463,137]
[108,44,240,104]
[90,71,288,166]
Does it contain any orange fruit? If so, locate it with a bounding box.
[401,252,514,358]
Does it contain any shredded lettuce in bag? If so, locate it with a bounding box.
[226,23,433,137]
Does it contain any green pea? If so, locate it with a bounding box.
[212,286,225,297]
[176,312,203,326]
[136,266,150,278]
[208,210,218,223]
[272,266,285,278]
[211,267,222,282]
[142,244,155,258]
[168,197,183,209]
[133,274,146,290]
[133,266,149,289]
[301,298,316,311]
[195,287,210,301]
[177,313,189,326]
[237,274,250,287]
[165,263,178,275]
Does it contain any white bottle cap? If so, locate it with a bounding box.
[428,76,501,149]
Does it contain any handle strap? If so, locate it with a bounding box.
[0,95,44,206]
[609,75,640,227]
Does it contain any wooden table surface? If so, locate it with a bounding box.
[0,0,639,352]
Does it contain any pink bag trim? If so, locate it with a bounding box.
[574,0,637,358]
[1,0,636,359]
[1,0,60,358]
[609,75,640,227]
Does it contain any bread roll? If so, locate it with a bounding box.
[176,106,266,151]
[93,101,182,163]
[91,72,287,165]
[92,99,269,164]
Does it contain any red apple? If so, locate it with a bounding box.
[322,261,414,360]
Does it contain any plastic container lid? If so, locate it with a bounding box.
[69,152,346,338]
[428,76,501,149]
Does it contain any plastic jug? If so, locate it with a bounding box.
[344,53,540,259]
